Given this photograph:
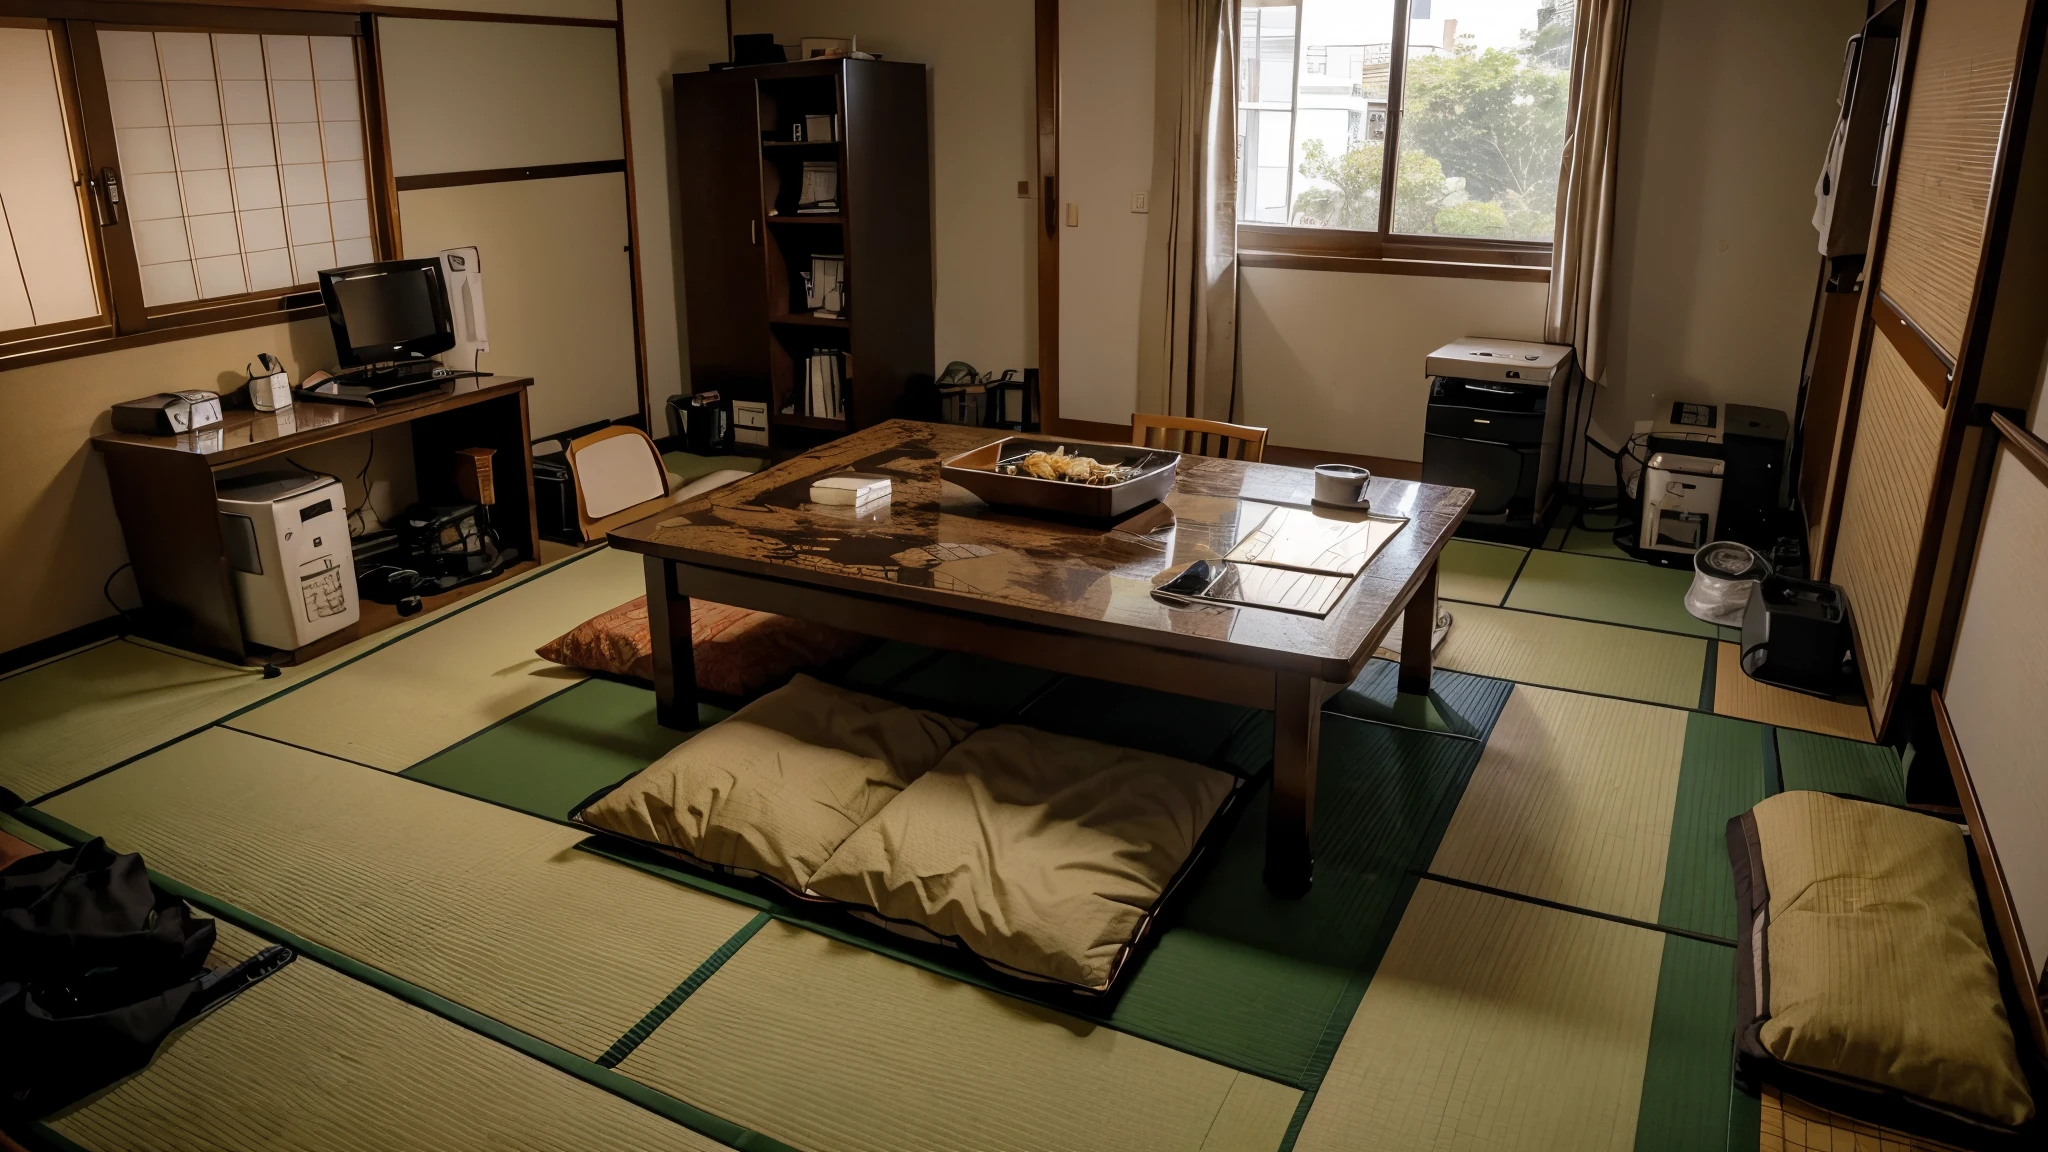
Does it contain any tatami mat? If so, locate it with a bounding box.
[618,919,1300,1152]
[662,450,763,485]
[1292,880,1666,1152]
[0,555,605,802]
[1560,512,1632,560]
[1761,1085,1966,1152]
[1506,549,1728,640]
[1711,643,1875,742]
[1324,657,1515,740]
[1659,713,1767,940]
[1776,728,1906,805]
[1430,686,1689,925]
[1014,676,1270,772]
[405,677,711,822]
[38,727,758,1060]
[1429,602,1707,709]
[1634,933,1747,1152]
[50,923,729,1152]
[1438,539,1527,606]
[229,546,645,770]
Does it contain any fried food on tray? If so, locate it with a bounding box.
[1003,446,1135,486]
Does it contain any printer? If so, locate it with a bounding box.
[217,471,360,651]
[1422,338,1577,534]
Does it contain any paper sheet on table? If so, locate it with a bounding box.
[1224,506,1407,577]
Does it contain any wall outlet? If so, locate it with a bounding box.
[1018,180,1030,198]
[1066,202,1080,227]
[1131,192,1149,213]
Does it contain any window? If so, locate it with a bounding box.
[0,8,384,367]
[1237,0,1576,271]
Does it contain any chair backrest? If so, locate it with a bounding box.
[1131,413,1269,462]
[566,426,669,541]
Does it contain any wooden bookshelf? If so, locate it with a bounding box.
[675,58,933,445]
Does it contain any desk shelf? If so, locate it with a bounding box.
[91,375,539,665]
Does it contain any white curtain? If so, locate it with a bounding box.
[1545,0,1631,386]
[1137,0,1239,421]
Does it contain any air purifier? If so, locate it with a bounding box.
[217,471,360,651]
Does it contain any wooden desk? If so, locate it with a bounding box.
[92,375,538,664]
[606,420,1471,895]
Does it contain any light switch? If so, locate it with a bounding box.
[1066,202,1080,227]
[1018,180,1031,198]
[1131,192,1149,213]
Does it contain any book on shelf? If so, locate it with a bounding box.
[805,349,847,421]
[797,161,839,212]
[804,255,845,317]
[803,113,838,142]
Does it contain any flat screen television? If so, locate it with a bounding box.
[319,258,455,370]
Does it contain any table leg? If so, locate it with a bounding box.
[645,556,699,730]
[1399,559,1438,696]
[1265,672,1321,898]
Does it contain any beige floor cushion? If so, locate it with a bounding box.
[1730,790,2035,1141]
[576,675,974,892]
[807,724,1239,991]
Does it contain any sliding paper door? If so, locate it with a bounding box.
[1825,0,2032,731]
[377,15,640,436]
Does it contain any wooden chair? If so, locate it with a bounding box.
[1131,413,1269,462]
[565,426,671,542]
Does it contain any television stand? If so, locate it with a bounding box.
[298,362,480,407]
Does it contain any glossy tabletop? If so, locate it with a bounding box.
[607,420,1471,681]
[90,374,531,469]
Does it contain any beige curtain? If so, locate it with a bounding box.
[1136,0,1239,421]
[1545,0,1631,385]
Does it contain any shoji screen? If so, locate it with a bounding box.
[1828,0,2029,727]
[96,30,373,304]
[0,25,99,332]
[1940,428,2048,1054]
[378,16,638,437]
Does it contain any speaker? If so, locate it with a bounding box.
[1739,576,1854,698]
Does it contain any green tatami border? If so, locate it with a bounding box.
[21,546,613,809]
[599,914,770,1069]
[8,807,795,1152]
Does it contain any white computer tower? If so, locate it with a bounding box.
[217,472,359,650]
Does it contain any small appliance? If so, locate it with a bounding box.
[399,503,514,585]
[245,353,293,412]
[1642,401,1790,546]
[111,390,224,435]
[216,471,359,651]
[668,390,734,454]
[1684,540,1773,628]
[1421,338,1576,534]
[1639,452,1725,556]
[1740,576,1855,697]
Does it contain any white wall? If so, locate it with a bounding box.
[1600,0,1862,434]
[731,0,1039,374]
[1240,267,1549,460]
[1057,0,1155,427]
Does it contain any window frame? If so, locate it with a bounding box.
[1235,0,1566,281]
[0,2,397,370]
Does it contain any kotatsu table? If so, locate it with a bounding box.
[607,420,1470,895]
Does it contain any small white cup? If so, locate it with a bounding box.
[1313,463,1372,508]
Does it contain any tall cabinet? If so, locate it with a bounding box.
[674,58,932,443]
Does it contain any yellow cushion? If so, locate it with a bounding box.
[577,675,973,891]
[1754,790,2035,1127]
[806,725,1236,990]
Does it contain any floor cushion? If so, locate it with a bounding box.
[536,595,867,698]
[575,675,974,892]
[1729,790,2036,1143]
[806,724,1239,992]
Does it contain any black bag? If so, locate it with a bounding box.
[0,838,292,1120]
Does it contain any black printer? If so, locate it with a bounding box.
[1421,338,1577,536]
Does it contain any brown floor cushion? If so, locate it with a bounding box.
[536,595,866,697]
[575,675,974,893]
[806,724,1239,992]
[1730,790,2036,1144]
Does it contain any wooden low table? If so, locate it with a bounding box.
[607,420,1470,895]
